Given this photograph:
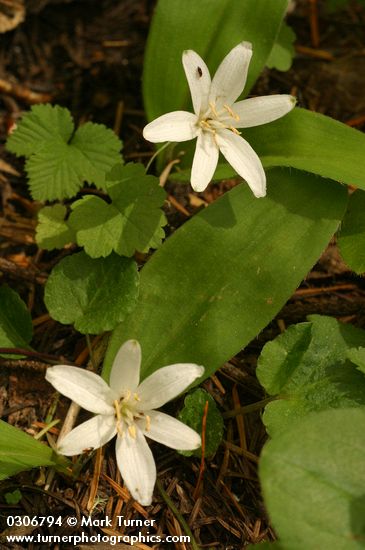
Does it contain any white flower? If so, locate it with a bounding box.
[143,41,296,197]
[46,340,204,506]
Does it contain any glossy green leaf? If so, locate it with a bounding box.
[260,408,365,549]
[0,420,69,480]
[0,286,33,358]
[338,190,365,274]
[172,108,365,190]
[103,168,347,382]
[36,204,75,250]
[69,164,167,258]
[143,0,289,120]
[258,315,365,436]
[44,252,139,334]
[178,389,224,458]
[266,21,296,72]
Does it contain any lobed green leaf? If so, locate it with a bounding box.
[6,104,74,157]
[266,21,296,72]
[36,204,75,250]
[6,104,122,201]
[69,163,167,258]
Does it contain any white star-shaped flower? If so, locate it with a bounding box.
[143,41,296,196]
[46,340,204,506]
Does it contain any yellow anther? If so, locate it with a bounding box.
[134,393,141,401]
[224,104,240,121]
[145,415,151,432]
[128,425,137,439]
[209,101,219,117]
[229,126,241,135]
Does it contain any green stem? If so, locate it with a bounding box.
[156,479,200,550]
[145,142,171,173]
[222,397,274,419]
[34,419,60,440]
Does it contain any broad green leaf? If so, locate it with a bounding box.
[0,420,69,480]
[172,108,365,190]
[6,104,73,157]
[36,204,75,250]
[103,168,347,383]
[178,389,224,458]
[0,286,33,358]
[143,0,289,120]
[69,163,167,258]
[258,315,365,436]
[347,347,365,375]
[44,252,139,334]
[260,408,365,549]
[266,21,296,72]
[338,190,365,274]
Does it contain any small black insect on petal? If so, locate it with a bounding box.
[197,66,203,78]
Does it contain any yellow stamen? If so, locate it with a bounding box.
[230,126,241,135]
[128,425,137,439]
[209,101,219,117]
[224,104,240,121]
[134,393,141,401]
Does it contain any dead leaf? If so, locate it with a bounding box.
[0,0,25,33]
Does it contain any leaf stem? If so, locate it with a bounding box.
[222,397,274,419]
[145,142,171,173]
[156,479,200,550]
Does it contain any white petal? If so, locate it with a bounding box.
[137,364,204,411]
[139,410,201,451]
[210,42,252,108]
[110,340,141,396]
[216,129,266,198]
[46,366,115,415]
[232,95,296,128]
[57,414,117,456]
[143,111,198,143]
[182,49,211,115]
[116,429,156,506]
[191,132,219,192]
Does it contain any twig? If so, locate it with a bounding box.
[0,77,52,105]
[0,257,47,284]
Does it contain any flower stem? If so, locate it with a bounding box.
[156,479,200,550]
[145,141,171,173]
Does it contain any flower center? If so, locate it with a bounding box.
[198,101,241,137]
[113,390,150,439]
